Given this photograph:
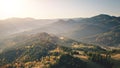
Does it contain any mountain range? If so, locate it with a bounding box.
[1,14,120,68]
[0,14,120,48]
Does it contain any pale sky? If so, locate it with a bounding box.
[0,0,120,19]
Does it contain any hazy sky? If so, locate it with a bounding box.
[0,0,120,19]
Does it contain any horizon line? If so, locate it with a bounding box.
[0,14,119,20]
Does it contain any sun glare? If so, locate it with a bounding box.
[0,0,24,18]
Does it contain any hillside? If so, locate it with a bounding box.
[0,32,72,66]
[0,32,112,68]
[0,32,77,51]
[83,25,120,46]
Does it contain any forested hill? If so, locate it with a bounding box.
[0,32,114,68]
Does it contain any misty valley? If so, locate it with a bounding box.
[0,14,120,68]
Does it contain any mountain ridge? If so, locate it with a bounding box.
[0,14,120,47]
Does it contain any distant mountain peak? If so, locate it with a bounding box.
[90,14,116,20]
[93,14,111,18]
[98,14,110,16]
